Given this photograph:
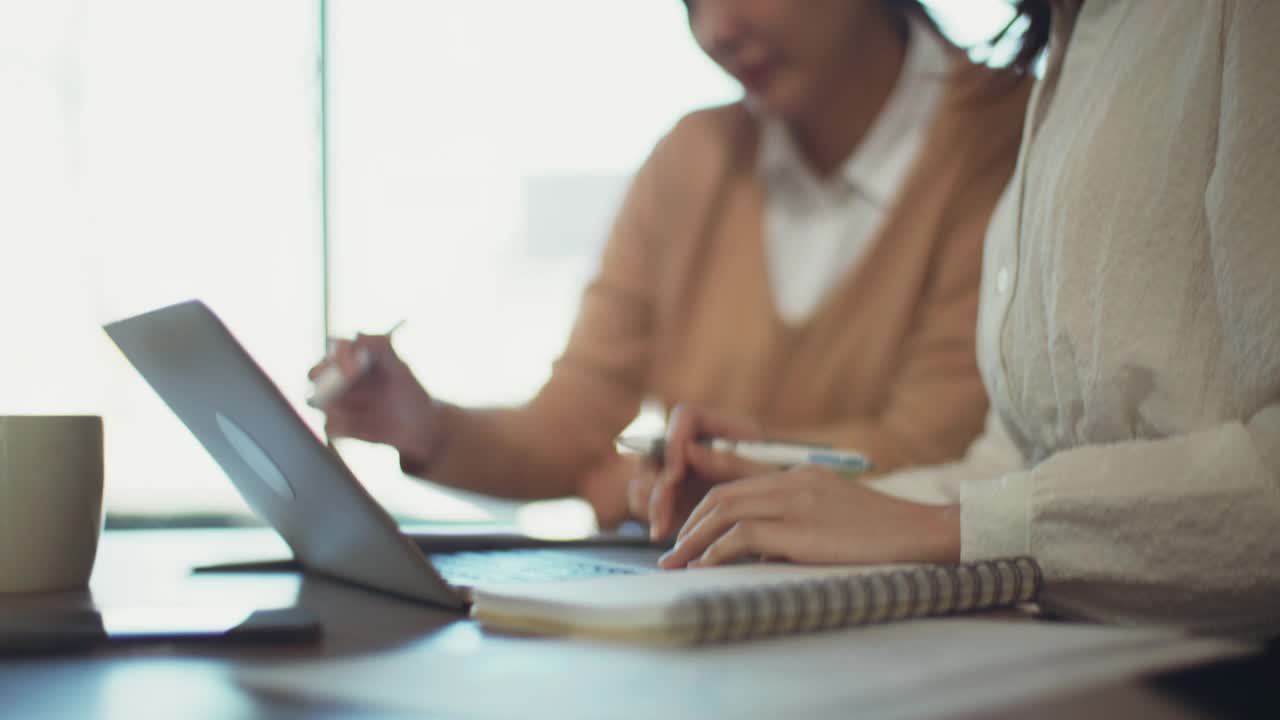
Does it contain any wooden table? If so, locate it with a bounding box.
[0,529,1234,719]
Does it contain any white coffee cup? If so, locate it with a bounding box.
[0,415,104,593]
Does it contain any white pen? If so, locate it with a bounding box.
[616,435,872,475]
[306,319,406,408]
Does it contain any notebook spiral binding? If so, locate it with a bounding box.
[681,557,1042,645]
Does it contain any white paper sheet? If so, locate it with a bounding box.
[236,617,1253,719]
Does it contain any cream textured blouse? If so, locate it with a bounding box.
[880,0,1280,637]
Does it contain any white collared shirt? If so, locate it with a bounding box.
[759,19,951,325]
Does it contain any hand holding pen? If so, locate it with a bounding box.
[307,319,407,408]
[637,404,863,541]
[306,320,442,463]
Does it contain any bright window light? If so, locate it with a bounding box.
[0,0,321,523]
[0,1,1022,528]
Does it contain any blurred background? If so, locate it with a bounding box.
[0,0,1024,535]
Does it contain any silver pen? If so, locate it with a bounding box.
[306,319,406,408]
[616,435,872,475]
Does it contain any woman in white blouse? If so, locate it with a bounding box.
[651,0,1280,637]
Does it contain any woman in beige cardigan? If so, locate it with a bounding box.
[313,0,1032,529]
[655,0,1280,638]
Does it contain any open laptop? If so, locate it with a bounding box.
[104,299,663,610]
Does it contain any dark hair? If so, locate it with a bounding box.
[993,0,1052,75]
[882,0,1052,75]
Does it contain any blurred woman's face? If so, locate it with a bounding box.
[686,0,880,118]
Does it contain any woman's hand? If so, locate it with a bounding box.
[307,334,440,464]
[624,454,662,525]
[577,452,660,530]
[657,466,961,569]
[647,404,774,540]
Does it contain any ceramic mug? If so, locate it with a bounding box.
[0,415,104,593]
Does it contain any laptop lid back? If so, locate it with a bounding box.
[104,300,463,608]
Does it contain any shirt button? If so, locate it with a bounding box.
[995,266,1011,295]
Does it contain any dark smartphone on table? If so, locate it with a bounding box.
[0,605,321,655]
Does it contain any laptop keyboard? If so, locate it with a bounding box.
[430,549,644,585]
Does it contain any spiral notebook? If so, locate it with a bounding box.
[470,557,1041,645]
